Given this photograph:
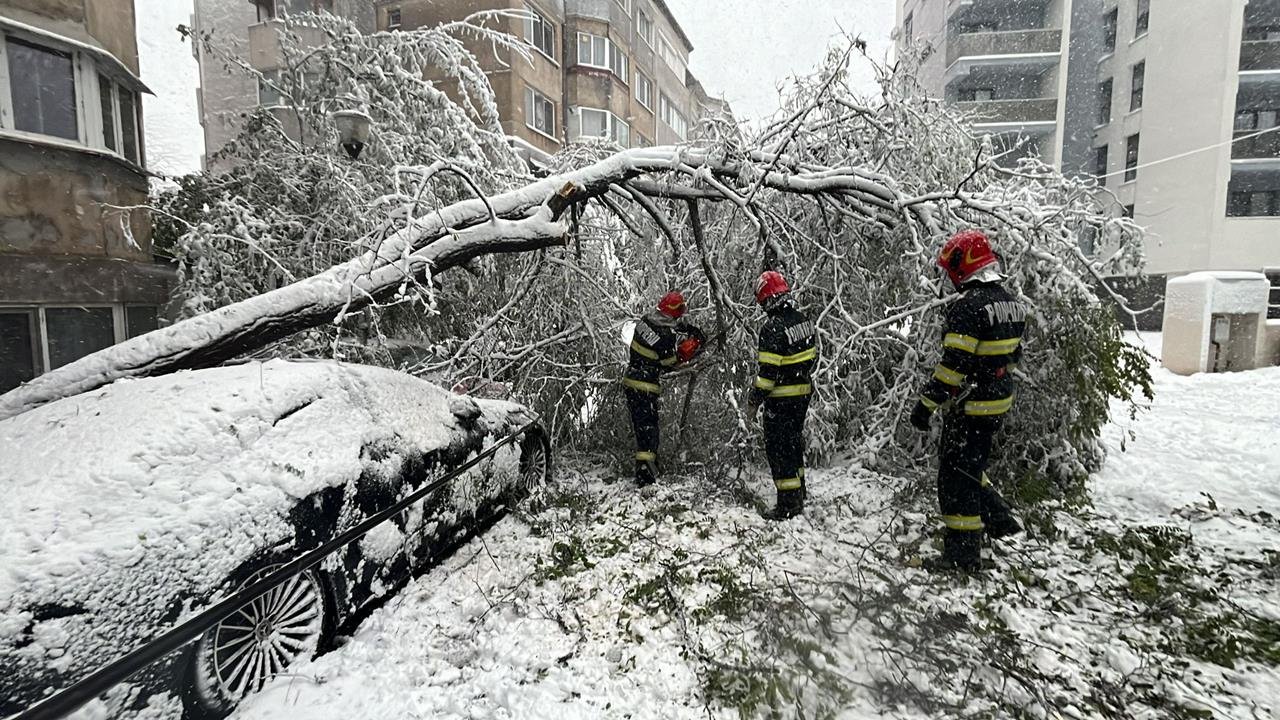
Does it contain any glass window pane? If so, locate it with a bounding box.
[119,88,139,164]
[7,38,78,140]
[577,34,591,64]
[1249,192,1270,216]
[1259,110,1278,129]
[126,306,158,338]
[98,75,117,151]
[580,109,607,137]
[46,307,116,369]
[0,310,38,393]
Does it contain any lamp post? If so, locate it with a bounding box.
[331,109,372,159]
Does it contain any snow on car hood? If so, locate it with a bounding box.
[0,360,526,679]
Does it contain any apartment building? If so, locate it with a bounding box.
[375,0,729,167]
[192,0,375,166]
[0,0,170,393]
[898,0,1280,321]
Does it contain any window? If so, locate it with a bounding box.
[1130,61,1144,111]
[1095,144,1109,180]
[1103,9,1117,52]
[903,11,913,42]
[386,7,401,29]
[1124,133,1139,182]
[614,0,631,11]
[126,306,159,339]
[7,37,78,140]
[119,87,140,165]
[257,69,281,106]
[524,85,555,138]
[1122,204,1135,219]
[0,310,39,394]
[523,5,554,58]
[659,93,688,139]
[636,8,655,46]
[577,107,629,146]
[1234,109,1280,132]
[634,133,651,148]
[98,74,116,152]
[1098,78,1113,124]
[577,32,626,80]
[963,88,995,101]
[1244,25,1280,41]
[46,307,115,370]
[657,32,685,78]
[635,71,653,110]
[1135,0,1149,37]
[1229,189,1280,216]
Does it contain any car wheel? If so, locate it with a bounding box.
[180,559,334,718]
[516,429,553,499]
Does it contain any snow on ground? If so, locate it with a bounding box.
[233,357,1279,720]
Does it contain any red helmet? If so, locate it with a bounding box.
[755,271,790,305]
[657,291,686,319]
[938,230,998,287]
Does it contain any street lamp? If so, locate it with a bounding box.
[331,109,372,160]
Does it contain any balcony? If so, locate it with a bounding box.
[947,0,1052,21]
[944,29,1061,85]
[247,19,327,71]
[1240,39,1280,78]
[955,97,1057,132]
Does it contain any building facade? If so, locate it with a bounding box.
[374,0,729,167]
[192,0,375,166]
[898,0,1280,314]
[0,0,170,394]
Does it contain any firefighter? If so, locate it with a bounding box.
[745,271,817,520]
[623,291,706,486]
[910,229,1025,572]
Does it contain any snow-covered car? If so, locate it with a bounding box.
[0,360,551,718]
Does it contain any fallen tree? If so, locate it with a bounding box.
[0,36,1152,493]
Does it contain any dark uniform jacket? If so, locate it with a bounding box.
[748,302,817,405]
[918,282,1026,417]
[624,312,701,394]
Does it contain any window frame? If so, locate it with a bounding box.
[1097,78,1113,125]
[1102,8,1117,53]
[576,106,630,146]
[636,7,655,47]
[635,69,653,111]
[614,0,631,11]
[1124,133,1140,182]
[386,7,401,29]
[523,4,555,61]
[656,30,685,78]
[576,31,626,83]
[1135,0,1149,38]
[0,306,43,393]
[659,92,688,139]
[1094,144,1109,182]
[1130,61,1144,111]
[523,84,557,141]
[0,29,144,169]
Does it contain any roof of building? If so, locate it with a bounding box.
[651,0,694,52]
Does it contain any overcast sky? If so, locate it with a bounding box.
[665,0,897,124]
[137,0,203,176]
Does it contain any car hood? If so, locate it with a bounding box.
[0,360,529,679]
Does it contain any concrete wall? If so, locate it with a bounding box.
[0,139,152,261]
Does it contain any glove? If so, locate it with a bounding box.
[676,336,702,363]
[909,400,933,431]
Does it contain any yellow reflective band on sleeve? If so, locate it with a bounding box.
[775,476,803,490]
[758,347,816,366]
[941,514,985,531]
[932,364,965,387]
[943,333,980,353]
[980,473,992,488]
[964,396,1013,416]
[975,337,1021,356]
[769,383,812,398]
[630,339,659,360]
[753,376,777,390]
[623,378,662,394]
[659,356,678,366]
[919,396,940,411]
[635,451,656,462]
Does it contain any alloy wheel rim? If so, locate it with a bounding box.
[203,566,322,703]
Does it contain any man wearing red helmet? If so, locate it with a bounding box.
[745,271,817,520]
[910,229,1025,571]
[623,291,706,486]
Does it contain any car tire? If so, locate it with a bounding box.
[515,428,553,500]
[178,556,336,719]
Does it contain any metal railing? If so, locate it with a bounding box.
[9,420,538,720]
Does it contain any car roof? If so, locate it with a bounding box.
[0,360,480,604]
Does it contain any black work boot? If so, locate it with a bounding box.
[924,530,983,573]
[635,457,658,487]
[979,484,1023,540]
[762,489,804,521]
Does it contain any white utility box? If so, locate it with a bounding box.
[1162,271,1272,375]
